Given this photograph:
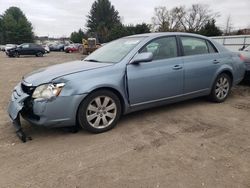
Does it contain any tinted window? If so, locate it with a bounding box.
[30,44,37,48]
[22,44,29,48]
[181,37,209,56]
[140,37,178,60]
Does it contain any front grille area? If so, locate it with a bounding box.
[21,97,40,121]
[21,83,35,95]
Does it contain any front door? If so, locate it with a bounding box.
[19,44,30,55]
[127,36,184,105]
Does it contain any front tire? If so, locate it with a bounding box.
[14,51,19,58]
[209,73,232,103]
[77,90,121,133]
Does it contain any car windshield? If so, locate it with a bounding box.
[84,37,146,63]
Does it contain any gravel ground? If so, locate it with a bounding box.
[0,52,250,188]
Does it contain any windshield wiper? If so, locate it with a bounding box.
[84,59,100,62]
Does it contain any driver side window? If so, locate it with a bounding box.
[140,37,178,61]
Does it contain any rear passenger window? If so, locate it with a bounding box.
[181,37,209,56]
[140,37,178,60]
[206,41,218,53]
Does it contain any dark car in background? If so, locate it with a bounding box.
[49,43,65,51]
[6,43,45,57]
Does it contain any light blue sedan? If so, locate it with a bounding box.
[8,32,246,142]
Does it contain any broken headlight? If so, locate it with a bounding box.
[32,83,65,99]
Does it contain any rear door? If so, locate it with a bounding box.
[179,36,221,93]
[127,36,184,105]
[29,44,38,55]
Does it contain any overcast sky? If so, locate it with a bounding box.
[0,0,249,37]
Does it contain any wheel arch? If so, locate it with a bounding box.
[210,68,234,92]
[88,87,126,114]
[218,70,234,84]
[75,86,126,126]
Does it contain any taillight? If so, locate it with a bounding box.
[239,54,246,61]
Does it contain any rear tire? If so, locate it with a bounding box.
[77,90,121,133]
[209,73,232,103]
[36,52,43,57]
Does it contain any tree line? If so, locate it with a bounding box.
[0,7,34,44]
[0,0,245,45]
[71,0,222,43]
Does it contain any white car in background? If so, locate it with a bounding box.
[5,44,17,52]
[0,45,6,51]
[42,45,50,53]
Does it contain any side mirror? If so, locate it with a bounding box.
[130,52,153,64]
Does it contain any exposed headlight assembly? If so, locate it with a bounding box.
[32,83,65,99]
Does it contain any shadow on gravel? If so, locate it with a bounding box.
[120,97,206,123]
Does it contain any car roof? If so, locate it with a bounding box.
[124,32,229,53]
[125,32,209,40]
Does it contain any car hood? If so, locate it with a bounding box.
[23,60,112,86]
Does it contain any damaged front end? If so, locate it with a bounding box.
[8,82,35,142]
[8,79,87,142]
[8,80,64,142]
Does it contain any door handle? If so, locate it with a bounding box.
[172,65,183,70]
[213,60,220,64]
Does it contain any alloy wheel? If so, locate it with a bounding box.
[86,96,117,129]
[215,76,230,100]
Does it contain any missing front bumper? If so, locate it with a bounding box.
[12,114,32,142]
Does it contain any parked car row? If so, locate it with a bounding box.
[1,42,84,58]
[48,43,65,51]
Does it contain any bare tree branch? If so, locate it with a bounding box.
[152,4,219,33]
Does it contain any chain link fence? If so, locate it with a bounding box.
[210,35,250,52]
